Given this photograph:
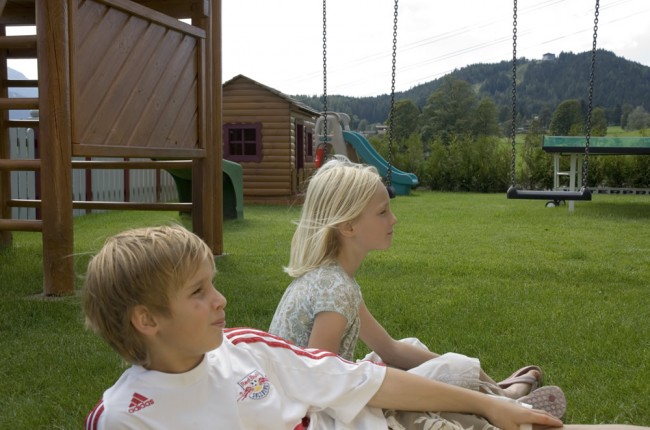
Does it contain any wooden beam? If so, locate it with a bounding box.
[210,0,224,254]
[0,159,40,170]
[0,219,43,232]
[0,97,38,109]
[132,0,196,19]
[0,159,197,170]
[71,159,193,169]
[3,79,39,88]
[0,3,34,26]
[72,144,205,159]
[9,199,192,212]
[97,0,205,37]
[0,34,37,49]
[0,22,10,247]
[72,201,192,212]
[5,119,39,127]
[37,0,75,296]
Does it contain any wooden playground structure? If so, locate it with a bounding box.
[0,0,224,295]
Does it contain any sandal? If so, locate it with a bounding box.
[497,365,543,391]
[518,385,566,420]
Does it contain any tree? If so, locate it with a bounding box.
[521,118,553,189]
[626,106,649,131]
[549,99,583,135]
[471,97,500,136]
[387,99,420,142]
[620,103,634,129]
[607,104,622,126]
[590,107,608,136]
[357,119,368,131]
[537,105,552,131]
[420,77,477,143]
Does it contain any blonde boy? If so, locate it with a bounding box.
[82,225,564,429]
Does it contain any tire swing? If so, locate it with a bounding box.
[315,0,400,200]
[506,0,600,207]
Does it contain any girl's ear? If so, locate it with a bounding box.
[337,221,355,237]
[130,305,159,336]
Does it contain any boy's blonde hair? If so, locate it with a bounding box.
[82,225,215,366]
[285,155,382,278]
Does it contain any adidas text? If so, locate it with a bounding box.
[129,399,154,413]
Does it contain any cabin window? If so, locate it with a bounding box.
[306,131,314,159]
[223,123,262,162]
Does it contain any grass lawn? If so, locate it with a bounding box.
[1,192,649,428]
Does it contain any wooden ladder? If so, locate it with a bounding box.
[0,27,42,240]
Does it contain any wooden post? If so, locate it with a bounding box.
[211,0,224,255]
[0,24,11,247]
[191,1,208,245]
[192,0,223,255]
[36,0,74,295]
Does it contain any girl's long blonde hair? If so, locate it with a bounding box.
[285,155,382,278]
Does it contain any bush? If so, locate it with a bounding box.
[420,134,508,192]
[369,129,649,192]
[520,120,554,189]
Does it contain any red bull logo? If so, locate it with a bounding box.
[237,370,271,401]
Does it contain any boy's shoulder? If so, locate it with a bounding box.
[85,366,150,429]
[224,327,344,363]
[224,327,310,354]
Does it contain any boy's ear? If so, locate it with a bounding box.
[130,305,159,336]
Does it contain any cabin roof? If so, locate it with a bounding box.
[224,74,320,117]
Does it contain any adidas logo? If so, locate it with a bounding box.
[128,392,155,414]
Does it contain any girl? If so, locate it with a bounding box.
[269,155,565,427]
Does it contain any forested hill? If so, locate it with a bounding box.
[293,50,650,126]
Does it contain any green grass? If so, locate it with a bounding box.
[1,193,649,428]
[606,126,649,137]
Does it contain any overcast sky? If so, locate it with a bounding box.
[8,0,650,98]
[222,0,650,97]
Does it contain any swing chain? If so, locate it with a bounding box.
[387,0,398,188]
[321,0,328,160]
[583,0,600,188]
[509,0,518,188]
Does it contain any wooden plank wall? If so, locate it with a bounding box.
[223,78,294,198]
[70,0,205,158]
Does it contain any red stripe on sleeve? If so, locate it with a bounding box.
[226,327,351,363]
[85,400,104,430]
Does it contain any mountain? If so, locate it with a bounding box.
[8,67,38,120]
[293,50,650,127]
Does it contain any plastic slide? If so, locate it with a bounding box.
[165,159,244,220]
[342,131,418,196]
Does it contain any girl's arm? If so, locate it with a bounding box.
[368,368,562,430]
[308,311,347,354]
[359,301,439,369]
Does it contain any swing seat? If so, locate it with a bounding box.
[506,187,592,201]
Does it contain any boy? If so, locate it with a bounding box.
[82,225,561,429]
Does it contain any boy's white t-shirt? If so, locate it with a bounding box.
[85,328,387,430]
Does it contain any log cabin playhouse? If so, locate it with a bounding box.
[223,75,319,204]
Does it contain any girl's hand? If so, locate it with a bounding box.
[485,400,563,430]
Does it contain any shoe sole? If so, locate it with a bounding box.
[518,385,566,419]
